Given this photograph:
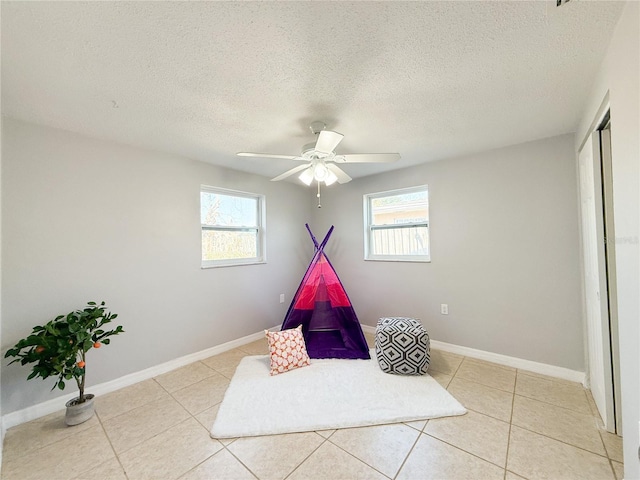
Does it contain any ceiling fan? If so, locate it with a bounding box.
[237,121,400,186]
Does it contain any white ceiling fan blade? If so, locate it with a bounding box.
[270,164,311,182]
[337,153,401,163]
[314,130,344,154]
[326,163,352,184]
[237,152,298,160]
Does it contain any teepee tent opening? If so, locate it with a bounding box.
[282,225,370,360]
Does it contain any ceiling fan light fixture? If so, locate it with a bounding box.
[324,169,338,186]
[298,166,314,186]
[313,162,329,181]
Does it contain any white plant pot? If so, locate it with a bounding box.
[65,394,95,426]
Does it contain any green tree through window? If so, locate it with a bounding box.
[201,186,265,267]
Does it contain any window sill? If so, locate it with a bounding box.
[364,257,431,263]
[201,260,267,269]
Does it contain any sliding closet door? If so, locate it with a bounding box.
[578,132,615,431]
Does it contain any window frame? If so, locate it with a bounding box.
[363,185,430,263]
[200,185,266,269]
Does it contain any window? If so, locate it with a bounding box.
[364,185,430,262]
[201,186,265,268]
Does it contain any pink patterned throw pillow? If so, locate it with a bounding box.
[265,325,311,376]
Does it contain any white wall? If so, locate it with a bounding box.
[577,2,640,478]
[1,118,312,415]
[313,134,584,371]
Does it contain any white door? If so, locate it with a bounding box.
[578,132,615,431]
[599,126,622,433]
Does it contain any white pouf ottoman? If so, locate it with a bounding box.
[375,317,430,375]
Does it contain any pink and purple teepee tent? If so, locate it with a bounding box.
[281,225,370,360]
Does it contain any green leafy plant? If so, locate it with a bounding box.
[5,301,124,404]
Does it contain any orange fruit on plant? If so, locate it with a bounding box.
[77,361,85,368]
[35,346,45,353]
[93,342,101,348]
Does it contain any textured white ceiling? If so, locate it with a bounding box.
[1,1,624,180]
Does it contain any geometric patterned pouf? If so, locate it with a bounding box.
[375,317,430,375]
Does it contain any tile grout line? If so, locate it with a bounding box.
[82,377,180,478]
[7,411,127,480]
[450,354,465,378]
[512,392,595,417]
[97,378,175,425]
[222,444,261,480]
[322,434,393,480]
[0,418,95,466]
[455,356,519,395]
[171,353,249,479]
[178,446,231,480]
[421,431,508,472]
[456,405,510,425]
[172,403,231,479]
[281,433,334,480]
[170,357,247,478]
[599,428,624,462]
[461,356,518,372]
[587,386,615,463]
[94,410,131,480]
[392,426,425,480]
[103,372,219,475]
[609,458,619,480]
[453,375,517,394]
[515,372,615,460]
[504,371,517,479]
[106,385,193,456]
[512,423,612,459]
[515,369,582,386]
[598,430,622,479]
[443,373,513,424]
[424,354,510,475]
[211,343,320,480]
[187,350,257,478]
[111,415,194,457]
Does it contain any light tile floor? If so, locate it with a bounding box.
[2,334,624,480]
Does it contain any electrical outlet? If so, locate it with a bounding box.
[440,304,449,315]
[279,294,285,304]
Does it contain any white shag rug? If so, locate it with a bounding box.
[210,349,466,438]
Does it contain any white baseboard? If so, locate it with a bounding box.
[3,324,585,432]
[360,325,376,334]
[360,325,585,384]
[429,339,585,384]
[1,325,280,432]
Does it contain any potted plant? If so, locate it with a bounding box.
[5,301,124,425]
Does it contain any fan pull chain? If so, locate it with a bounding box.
[317,182,322,208]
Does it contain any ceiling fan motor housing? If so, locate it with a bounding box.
[302,142,318,157]
[309,121,326,135]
